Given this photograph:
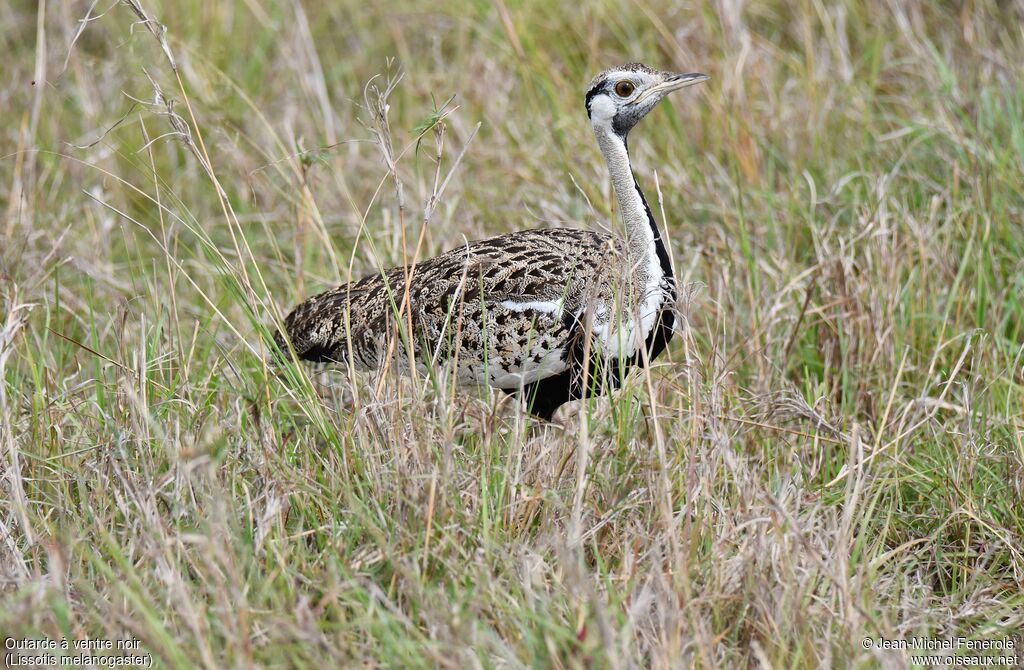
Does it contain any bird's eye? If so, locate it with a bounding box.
[614,80,635,97]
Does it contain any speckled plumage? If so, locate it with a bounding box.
[275,63,707,418]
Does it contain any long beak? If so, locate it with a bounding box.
[630,72,709,105]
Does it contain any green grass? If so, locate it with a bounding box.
[2,0,1023,667]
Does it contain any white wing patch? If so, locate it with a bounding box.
[499,298,564,318]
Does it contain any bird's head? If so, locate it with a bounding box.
[585,63,708,137]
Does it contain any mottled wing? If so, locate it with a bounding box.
[275,228,614,389]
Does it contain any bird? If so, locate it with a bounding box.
[274,63,708,420]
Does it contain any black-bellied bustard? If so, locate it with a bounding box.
[275,64,708,419]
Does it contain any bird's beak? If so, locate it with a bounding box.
[631,72,709,105]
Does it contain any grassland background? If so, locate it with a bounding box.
[2,0,1023,667]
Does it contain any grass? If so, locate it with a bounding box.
[1,0,1023,667]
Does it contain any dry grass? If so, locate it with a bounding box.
[2,0,1023,667]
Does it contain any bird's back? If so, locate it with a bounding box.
[275,227,628,389]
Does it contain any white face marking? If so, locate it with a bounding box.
[588,94,617,125]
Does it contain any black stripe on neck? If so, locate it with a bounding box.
[633,176,674,279]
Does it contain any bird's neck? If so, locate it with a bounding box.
[594,127,672,280]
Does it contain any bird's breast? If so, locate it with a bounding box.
[590,273,674,359]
